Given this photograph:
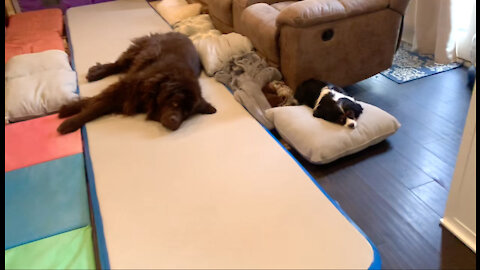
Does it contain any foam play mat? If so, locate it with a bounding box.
[5,154,90,249]
[66,0,380,268]
[5,226,95,270]
[5,114,82,172]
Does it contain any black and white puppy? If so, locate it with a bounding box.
[295,79,363,128]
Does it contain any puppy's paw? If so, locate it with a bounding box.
[57,119,81,134]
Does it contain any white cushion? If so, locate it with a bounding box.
[5,50,78,123]
[192,32,253,76]
[5,50,72,79]
[5,70,79,122]
[173,14,216,37]
[152,0,202,25]
[265,102,401,164]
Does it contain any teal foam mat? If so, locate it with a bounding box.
[5,154,90,250]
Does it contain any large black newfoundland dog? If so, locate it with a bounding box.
[57,32,216,134]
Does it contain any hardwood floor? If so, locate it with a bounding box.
[277,67,476,269]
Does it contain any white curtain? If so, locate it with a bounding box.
[402,0,456,64]
[454,0,476,64]
[402,0,476,64]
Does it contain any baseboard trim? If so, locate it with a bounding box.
[440,217,476,253]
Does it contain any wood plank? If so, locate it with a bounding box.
[387,130,455,189]
[423,137,462,170]
[317,168,441,269]
[411,181,449,217]
[349,156,448,252]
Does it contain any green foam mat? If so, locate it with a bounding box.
[5,226,96,269]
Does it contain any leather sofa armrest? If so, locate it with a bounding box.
[276,0,390,28]
[233,0,294,32]
[389,0,410,15]
[240,3,281,63]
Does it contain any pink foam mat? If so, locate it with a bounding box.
[5,114,83,172]
[7,9,64,37]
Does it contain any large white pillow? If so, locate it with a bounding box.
[5,70,79,122]
[193,32,253,76]
[173,14,215,37]
[5,50,72,79]
[152,0,202,25]
[265,102,401,164]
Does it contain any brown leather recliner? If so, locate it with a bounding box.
[206,0,410,88]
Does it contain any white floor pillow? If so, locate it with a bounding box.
[152,0,202,25]
[173,14,215,37]
[5,50,78,123]
[5,50,72,79]
[6,70,78,122]
[265,102,401,164]
[193,32,253,76]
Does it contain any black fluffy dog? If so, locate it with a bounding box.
[295,79,363,128]
[57,32,216,134]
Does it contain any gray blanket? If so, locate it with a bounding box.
[215,52,282,129]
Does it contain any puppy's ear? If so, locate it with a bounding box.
[196,99,216,114]
[352,102,363,118]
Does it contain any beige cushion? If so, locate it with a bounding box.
[241,3,280,63]
[265,102,401,164]
[192,31,253,75]
[152,0,202,25]
[173,14,216,36]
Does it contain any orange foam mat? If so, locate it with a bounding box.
[6,8,64,37]
[5,32,65,63]
[5,114,83,172]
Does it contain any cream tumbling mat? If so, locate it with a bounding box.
[66,0,380,268]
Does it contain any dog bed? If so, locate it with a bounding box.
[266,103,401,164]
[66,0,380,268]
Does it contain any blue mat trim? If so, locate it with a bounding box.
[381,42,462,84]
[65,15,110,269]
[81,126,111,270]
[5,154,91,250]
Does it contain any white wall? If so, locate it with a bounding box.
[441,83,476,253]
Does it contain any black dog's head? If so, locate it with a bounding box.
[145,74,216,130]
[312,86,363,128]
[296,79,363,128]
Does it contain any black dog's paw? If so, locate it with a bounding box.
[58,103,80,118]
[57,119,81,134]
[86,63,108,82]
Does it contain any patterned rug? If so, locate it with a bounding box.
[381,42,463,83]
